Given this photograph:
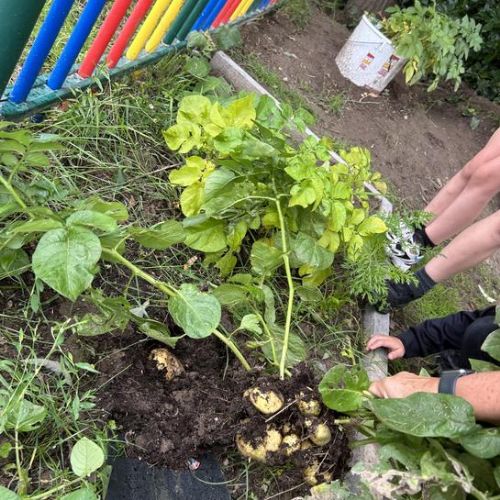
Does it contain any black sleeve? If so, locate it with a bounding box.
[399,307,496,358]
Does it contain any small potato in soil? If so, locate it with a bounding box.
[149,348,184,381]
[305,418,332,446]
[281,434,301,456]
[297,391,322,417]
[244,387,284,415]
[236,427,282,462]
[304,460,333,486]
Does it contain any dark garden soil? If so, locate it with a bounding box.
[94,328,350,496]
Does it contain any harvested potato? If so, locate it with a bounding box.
[297,392,321,417]
[236,427,282,462]
[281,434,301,456]
[310,423,332,446]
[244,387,284,415]
[304,418,332,446]
[303,460,320,486]
[149,348,184,381]
[300,439,312,451]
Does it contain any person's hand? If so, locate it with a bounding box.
[369,371,439,399]
[366,335,405,360]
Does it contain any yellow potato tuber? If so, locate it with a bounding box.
[303,461,320,486]
[310,423,332,446]
[281,434,301,456]
[304,418,332,446]
[300,439,313,451]
[297,392,321,416]
[236,427,282,462]
[244,387,284,415]
[149,348,184,381]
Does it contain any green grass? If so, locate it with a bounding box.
[327,92,346,115]
[281,0,312,29]
[0,322,113,498]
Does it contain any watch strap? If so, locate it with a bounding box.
[438,369,474,395]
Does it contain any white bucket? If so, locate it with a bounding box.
[335,15,406,93]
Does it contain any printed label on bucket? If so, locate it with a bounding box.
[377,54,401,77]
[359,52,375,70]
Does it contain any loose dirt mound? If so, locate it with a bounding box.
[97,333,350,491]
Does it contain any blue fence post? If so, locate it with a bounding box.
[10,0,76,103]
[47,0,107,90]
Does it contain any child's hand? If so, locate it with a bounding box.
[367,335,405,360]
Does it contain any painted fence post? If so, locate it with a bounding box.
[0,0,47,98]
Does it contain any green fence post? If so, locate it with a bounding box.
[0,0,47,97]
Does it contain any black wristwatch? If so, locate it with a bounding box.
[438,369,475,395]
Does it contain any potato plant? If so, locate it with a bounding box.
[0,124,250,371]
[163,93,388,377]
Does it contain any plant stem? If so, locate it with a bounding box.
[27,477,82,500]
[213,329,251,372]
[275,196,295,380]
[0,174,27,210]
[102,248,176,298]
[102,248,252,372]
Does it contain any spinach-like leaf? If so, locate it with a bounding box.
[319,364,370,412]
[458,427,500,459]
[129,220,185,250]
[369,393,477,439]
[250,240,282,276]
[481,329,500,363]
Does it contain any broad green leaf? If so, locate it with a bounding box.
[32,227,101,301]
[213,127,244,155]
[180,182,204,216]
[482,328,500,362]
[10,219,63,233]
[169,156,206,186]
[318,230,340,253]
[290,233,334,270]
[168,284,221,339]
[215,251,237,277]
[184,218,226,252]
[469,359,498,372]
[370,393,477,438]
[227,220,247,251]
[184,57,210,79]
[202,168,235,205]
[458,427,500,459]
[214,25,241,51]
[13,399,47,432]
[0,441,12,459]
[224,95,256,128]
[70,437,105,477]
[80,197,128,222]
[213,283,250,307]
[250,240,282,276]
[295,285,323,302]
[129,220,185,250]
[0,486,19,500]
[0,248,29,278]
[67,210,117,232]
[319,365,370,412]
[358,216,387,236]
[328,202,347,232]
[177,95,211,125]
[289,179,321,208]
[239,314,262,334]
[60,487,98,500]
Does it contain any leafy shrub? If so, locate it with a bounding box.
[381,0,483,91]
